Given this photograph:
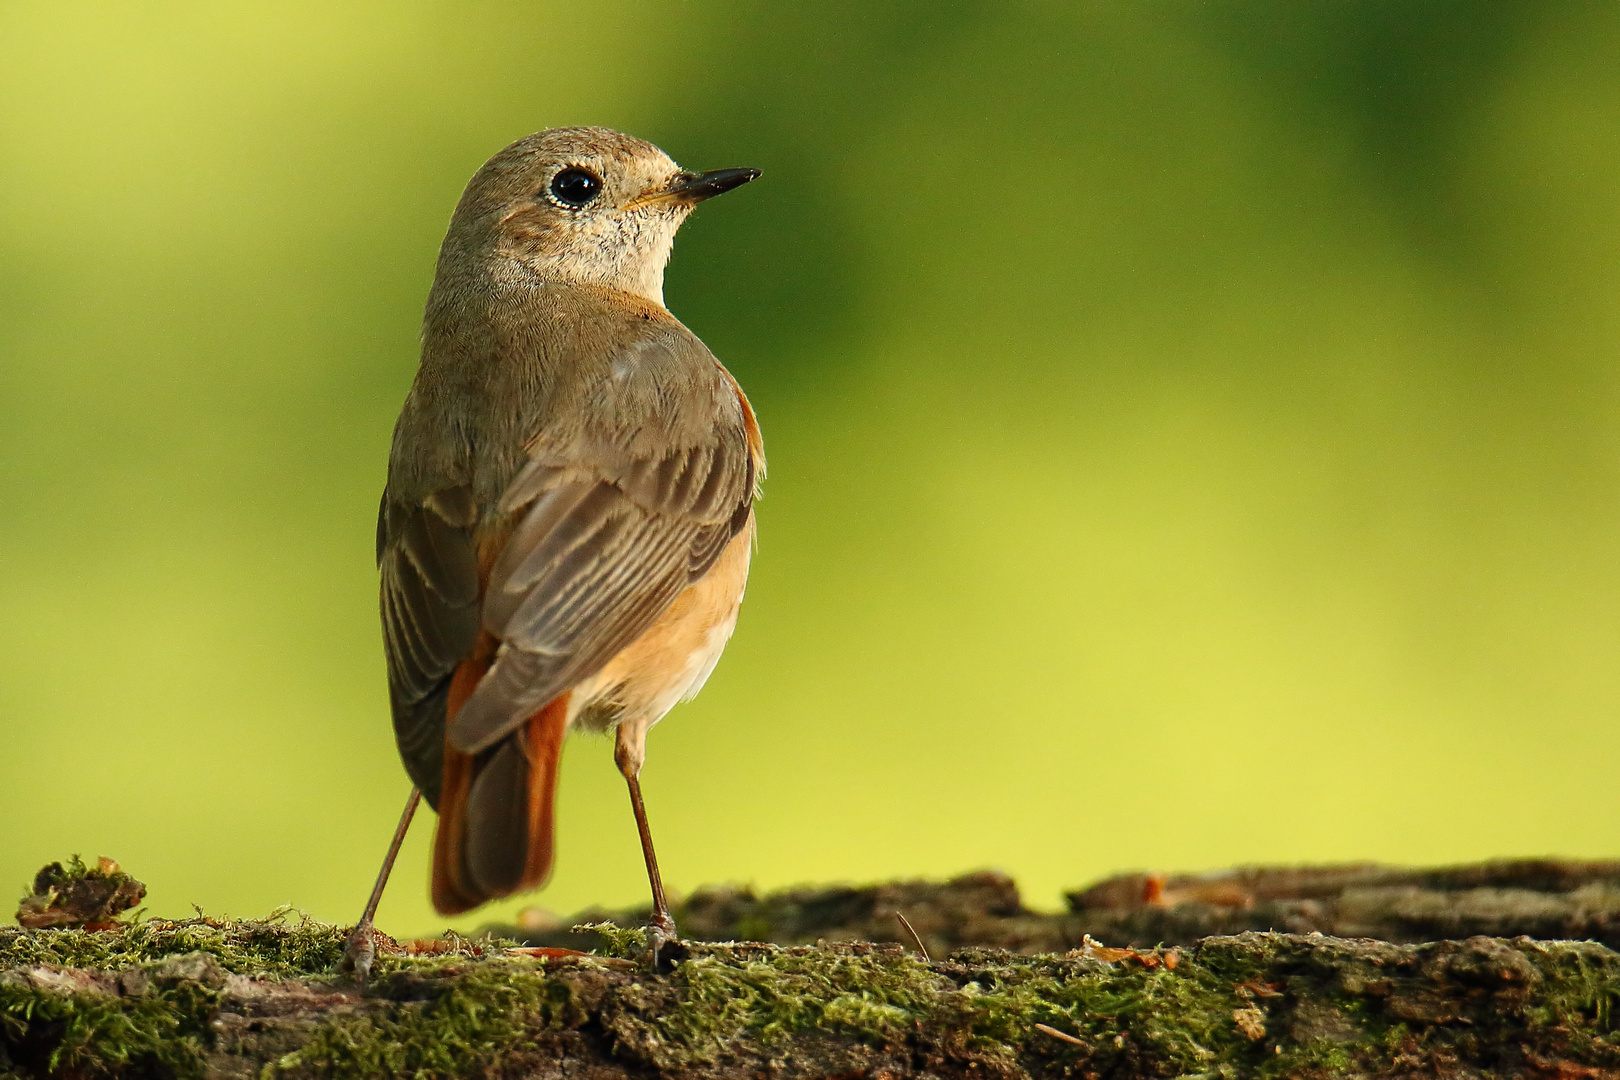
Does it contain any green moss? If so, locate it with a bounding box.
[0,913,500,1079]
[588,941,1244,1074]
[623,935,1620,1079]
[0,953,224,1078]
[0,910,349,979]
[0,983,203,1077]
[668,944,939,1047]
[6,915,1620,1079]
[1,920,542,1078]
[273,935,1620,1079]
[571,921,647,960]
[273,956,594,1078]
[1524,937,1620,1062]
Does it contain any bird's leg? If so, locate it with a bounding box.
[340,787,422,983]
[614,723,678,965]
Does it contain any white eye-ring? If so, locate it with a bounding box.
[546,167,603,209]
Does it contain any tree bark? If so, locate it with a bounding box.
[502,858,1620,957]
[5,860,1620,1079]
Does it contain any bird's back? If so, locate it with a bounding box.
[378,270,760,912]
[388,272,747,516]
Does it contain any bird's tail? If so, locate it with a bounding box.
[431,663,569,916]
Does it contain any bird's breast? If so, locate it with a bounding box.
[567,512,755,734]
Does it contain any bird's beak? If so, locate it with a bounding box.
[628,168,761,209]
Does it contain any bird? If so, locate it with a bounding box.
[340,127,763,978]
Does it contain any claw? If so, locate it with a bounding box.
[646,911,681,973]
[340,922,377,984]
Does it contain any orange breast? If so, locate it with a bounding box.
[570,510,754,734]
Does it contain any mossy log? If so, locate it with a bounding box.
[5,861,1620,1079]
[501,859,1620,957]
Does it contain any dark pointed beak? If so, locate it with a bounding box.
[666,167,762,203]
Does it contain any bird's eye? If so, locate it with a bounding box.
[548,167,602,208]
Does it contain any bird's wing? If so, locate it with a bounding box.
[447,441,754,755]
[378,486,482,805]
[444,345,760,757]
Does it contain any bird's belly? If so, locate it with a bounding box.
[567,515,754,734]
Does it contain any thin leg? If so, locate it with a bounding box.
[625,772,676,938]
[615,726,678,965]
[340,787,421,982]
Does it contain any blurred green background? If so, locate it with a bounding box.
[4,0,1619,937]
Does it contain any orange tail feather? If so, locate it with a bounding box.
[431,650,490,916]
[520,694,570,891]
[431,644,571,916]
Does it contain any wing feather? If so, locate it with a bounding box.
[378,490,481,806]
[447,424,754,756]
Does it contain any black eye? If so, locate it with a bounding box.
[548,167,602,208]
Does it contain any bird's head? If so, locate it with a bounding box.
[441,126,758,306]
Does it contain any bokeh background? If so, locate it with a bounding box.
[4,0,1620,937]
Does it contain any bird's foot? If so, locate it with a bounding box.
[646,910,682,973]
[339,920,378,984]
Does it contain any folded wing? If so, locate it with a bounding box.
[377,487,481,807]
[448,428,754,755]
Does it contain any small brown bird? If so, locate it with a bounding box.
[342,127,762,976]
